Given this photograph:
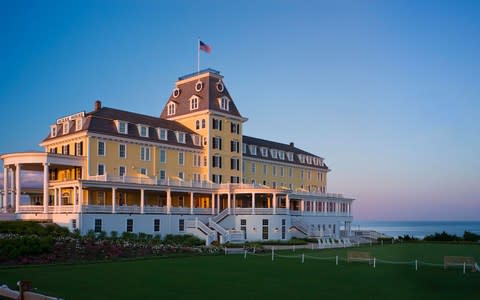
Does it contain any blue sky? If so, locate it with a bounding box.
[1,0,479,220]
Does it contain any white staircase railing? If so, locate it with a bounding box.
[186,218,216,245]
[213,208,230,223]
[292,220,310,235]
[208,218,230,243]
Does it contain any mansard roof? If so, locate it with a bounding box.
[43,106,202,149]
[243,135,328,170]
[159,69,244,119]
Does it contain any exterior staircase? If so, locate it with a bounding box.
[186,218,216,245]
[291,219,310,236]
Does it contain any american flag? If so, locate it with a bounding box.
[199,40,211,53]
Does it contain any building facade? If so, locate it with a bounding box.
[0,69,353,244]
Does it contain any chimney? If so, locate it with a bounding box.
[289,142,294,147]
[94,100,102,111]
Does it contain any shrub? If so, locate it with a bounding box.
[463,231,480,242]
[423,231,460,242]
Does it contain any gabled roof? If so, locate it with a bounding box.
[43,106,202,149]
[243,135,328,170]
[159,69,243,119]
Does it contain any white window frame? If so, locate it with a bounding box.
[75,119,83,131]
[249,145,257,155]
[158,128,168,141]
[219,96,230,111]
[260,147,268,157]
[98,141,106,156]
[167,102,176,116]
[178,151,184,165]
[140,168,148,176]
[159,149,167,164]
[287,152,294,162]
[119,143,127,159]
[176,132,186,144]
[140,147,151,161]
[138,125,149,138]
[51,125,57,137]
[251,163,256,173]
[63,122,69,135]
[159,169,166,180]
[270,149,278,159]
[119,165,126,177]
[97,164,105,176]
[117,121,128,134]
[190,96,199,111]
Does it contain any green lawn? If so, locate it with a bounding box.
[0,243,479,300]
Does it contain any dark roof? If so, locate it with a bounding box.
[44,107,202,149]
[160,70,243,119]
[242,135,328,170]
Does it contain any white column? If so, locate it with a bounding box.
[112,187,117,214]
[140,189,145,214]
[211,193,215,215]
[53,188,58,211]
[190,192,194,215]
[58,188,62,209]
[232,193,236,214]
[166,189,171,214]
[2,167,6,210]
[15,164,21,213]
[9,168,14,209]
[227,192,231,214]
[43,163,49,214]
[78,185,83,213]
[72,186,77,212]
[300,199,304,215]
[251,193,255,215]
[286,194,290,215]
[272,193,277,215]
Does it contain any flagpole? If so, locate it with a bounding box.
[197,38,200,73]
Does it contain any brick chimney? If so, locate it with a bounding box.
[95,100,102,111]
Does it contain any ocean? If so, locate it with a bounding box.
[352,221,480,239]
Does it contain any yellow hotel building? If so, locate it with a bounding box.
[0,69,353,243]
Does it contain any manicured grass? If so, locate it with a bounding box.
[0,243,479,300]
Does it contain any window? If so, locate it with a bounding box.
[272,181,277,188]
[192,134,201,146]
[231,140,239,152]
[193,173,201,182]
[280,167,284,177]
[159,170,166,180]
[241,219,247,239]
[140,168,148,175]
[263,164,268,176]
[159,149,166,163]
[178,171,184,180]
[201,119,205,128]
[158,128,168,141]
[179,219,185,232]
[282,219,286,240]
[118,121,127,134]
[63,122,70,134]
[219,96,230,111]
[75,142,83,156]
[272,166,277,176]
[119,166,126,177]
[212,155,222,168]
[193,154,201,167]
[260,147,268,157]
[94,219,102,233]
[301,170,304,180]
[98,141,105,156]
[178,152,184,165]
[72,219,77,230]
[212,137,222,150]
[212,174,222,183]
[243,143,247,154]
[251,163,256,173]
[98,164,105,176]
[287,152,294,162]
[51,125,57,137]
[167,102,176,115]
[298,154,305,164]
[62,144,70,155]
[262,219,269,240]
[289,168,293,178]
[75,119,83,131]
[212,118,222,130]
[154,219,160,232]
[190,96,199,110]
[307,156,312,164]
[231,158,240,171]
[203,156,207,167]
[231,123,240,134]
[126,219,133,232]
[140,147,151,161]
[97,191,105,204]
[138,125,149,138]
[176,132,186,143]
[195,120,200,130]
[271,149,278,159]
[230,176,239,183]
[308,171,311,180]
[278,151,285,160]
[119,144,126,158]
[249,145,257,155]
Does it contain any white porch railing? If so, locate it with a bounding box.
[18,205,43,213]
[82,205,112,213]
[143,206,167,213]
[192,208,212,214]
[213,208,229,223]
[254,208,274,215]
[116,206,141,213]
[232,208,254,215]
[208,218,229,243]
[170,207,190,214]
[186,218,216,245]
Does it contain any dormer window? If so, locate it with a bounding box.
[138,125,149,138]
[191,134,201,146]
[287,152,294,162]
[249,145,257,155]
[176,132,186,144]
[51,125,57,138]
[260,147,268,157]
[219,96,230,111]
[116,121,128,134]
[167,102,176,116]
[195,81,203,92]
[298,154,305,164]
[306,156,312,164]
[190,96,199,111]
[75,118,83,131]
[242,143,247,154]
[278,151,285,160]
[158,128,168,141]
[270,149,278,159]
[216,81,224,92]
[62,122,70,135]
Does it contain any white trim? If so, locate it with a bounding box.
[97,140,106,156]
